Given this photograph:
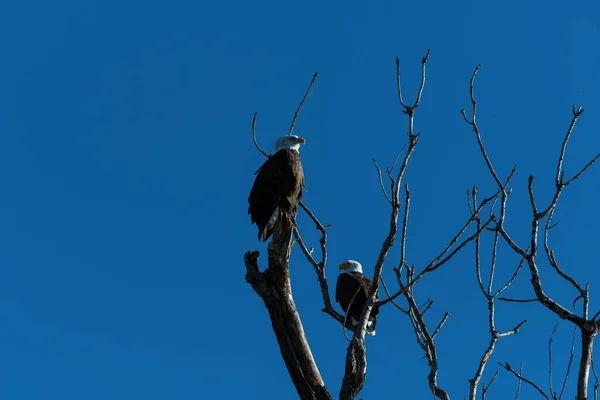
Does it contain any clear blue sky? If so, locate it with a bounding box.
[0,0,598,399]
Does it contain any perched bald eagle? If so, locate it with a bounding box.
[336,260,379,336]
[248,135,306,242]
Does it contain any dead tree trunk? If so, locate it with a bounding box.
[578,327,597,400]
[244,215,332,400]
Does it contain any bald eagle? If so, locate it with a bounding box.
[336,260,379,336]
[248,135,306,242]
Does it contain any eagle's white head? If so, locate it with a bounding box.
[275,135,306,152]
[338,260,363,274]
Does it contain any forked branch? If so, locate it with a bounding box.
[294,202,344,325]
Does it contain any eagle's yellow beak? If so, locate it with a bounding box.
[296,137,306,145]
[338,263,347,271]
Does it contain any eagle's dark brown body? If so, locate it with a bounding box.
[336,272,379,334]
[248,149,305,241]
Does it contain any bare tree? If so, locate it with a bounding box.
[244,54,599,400]
[461,65,600,400]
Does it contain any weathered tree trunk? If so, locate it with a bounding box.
[339,339,366,400]
[245,215,332,400]
[578,327,596,400]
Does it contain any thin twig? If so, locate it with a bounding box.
[295,202,344,325]
[431,312,450,339]
[342,289,362,343]
[482,370,499,400]
[420,300,434,316]
[563,152,600,186]
[379,211,495,307]
[498,297,538,303]
[252,112,270,158]
[499,362,551,400]
[380,277,408,313]
[288,73,318,137]
[514,364,523,400]
[549,324,557,398]
[544,207,585,295]
[558,326,577,400]
[389,142,409,173]
[461,65,503,190]
[555,105,585,185]
[398,183,411,277]
[496,319,527,338]
[412,49,431,108]
[373,159,392,204]
[494,254,527,297]
[403,285,450,400]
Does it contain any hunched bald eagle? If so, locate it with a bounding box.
[336,260,379,336]
[248,135,306,242]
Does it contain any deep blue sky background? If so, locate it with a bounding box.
[0,0,599,399]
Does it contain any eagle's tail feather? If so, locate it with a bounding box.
[366,318,377,336]
[261,207,280,242]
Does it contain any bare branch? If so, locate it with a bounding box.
[420,299,434,316]
[373,159,392,204]
[474,196,487,296]
[403,286,450,400]
[389,142,409,173]
[558,327,577,400]
[469,301,526,399]
[549,325,558,398]
[469,183,526,400]
[398,183,411,277]
[487,229,500,295]
[299,202,328,269]
[499,362,551,400]
[428,214,495,273]
[395,50,430,110]
[288,73,318,137]
[431,312,450,339]
[293,225,319,270]
[395,56,407,108]
[497,319,527,338]
[296,202,344,325]
[498,297,539,303]
[369,132,418,306]
[527,175,539,219]
[482,370,499,400]
[252,112,271,158]
[378,210,495,307]
[413,49,431,108]
[498,228,528,258]
[555,105,585,185]
[544,206,585,295]
[494,254,526,298]
[514,364,523,400]
[461,65,503,191]
[380,277,408,313]
[563,152,600,186]
[342,290,362,343]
